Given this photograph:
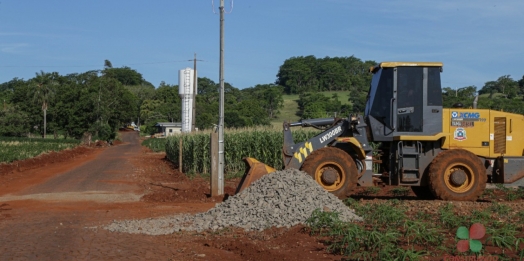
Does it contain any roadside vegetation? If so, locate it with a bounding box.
[0,137,79,163]
[306,191,524,261]
[146,128,320,178]
[2,55,524,142]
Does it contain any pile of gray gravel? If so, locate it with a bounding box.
[105,169,361,235]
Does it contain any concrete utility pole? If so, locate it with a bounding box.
[190,53,202,132]
[217,0,225,195]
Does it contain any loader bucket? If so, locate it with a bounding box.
[235,157,276,194]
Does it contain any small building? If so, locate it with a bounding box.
[155,122,182,137]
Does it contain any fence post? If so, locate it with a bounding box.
[210,131,219,196]
[178,138,183,172]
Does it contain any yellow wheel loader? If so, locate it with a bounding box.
[238,62,524,201]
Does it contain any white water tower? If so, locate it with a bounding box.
[178,67,197,133]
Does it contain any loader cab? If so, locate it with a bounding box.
[364,62,444,141]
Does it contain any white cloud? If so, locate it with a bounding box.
[0,43,29,54]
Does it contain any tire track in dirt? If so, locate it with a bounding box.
[1,132,143,202]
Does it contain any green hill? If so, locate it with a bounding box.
[271,91,352,128]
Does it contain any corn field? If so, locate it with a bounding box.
[141,138,166,152]
[0,137,80,163]
[165,128,320,177]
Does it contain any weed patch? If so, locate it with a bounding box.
[311,198,524,260]
[390,186,410,197]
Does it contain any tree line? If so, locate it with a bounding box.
[2,56,524,139]
[0,61,284,139]
[277,56,524,117]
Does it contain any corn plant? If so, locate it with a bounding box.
[403,220,444,247]
[325,223,365,257]
[414,211,432,221]
[470,209,492,225]
[489,202,512,216]
[517,211,524,222]
[306,208,342,235]
[397,248,428,261]
[165,128,319,177]
[438,203,466,229]
[141,138,167,152]
[353,201,407,226]
[486,222,518,252]
[0,137,79,163]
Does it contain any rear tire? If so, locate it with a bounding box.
[428,149,486,201]
[301,147,358,198]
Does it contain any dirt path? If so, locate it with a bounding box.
[0,132,334,261]
[2,132,142,202]
[1,133,523,260]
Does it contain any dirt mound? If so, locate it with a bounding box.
[132,149,237,203]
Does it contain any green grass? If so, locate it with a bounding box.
[323,91,352,106]
[272,94,301,127]
[271,91,353,127]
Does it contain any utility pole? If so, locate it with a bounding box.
[190,53,202,132]
[217,0,225,195]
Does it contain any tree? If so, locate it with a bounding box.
[154,82,181,122]
[479,76,518,99]
[299,92,342,119]
[31,71,57,138]
[241,84,284,119]
[103,66,151,86]
[496,75,518,98]
[104,59,113,69]
[277,56,317,94]
[348,91,367,114]
[276,55,376,95]
[0,104,31,136]
[318,59,348,91]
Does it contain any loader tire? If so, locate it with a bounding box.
[428,149,486,201]
[301,147,358,199]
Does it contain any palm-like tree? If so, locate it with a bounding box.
[33,71,56,138]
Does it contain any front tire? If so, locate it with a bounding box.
[301,147,358,198]
[428,149,486,201]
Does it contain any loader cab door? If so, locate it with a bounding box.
[396,67,424,133]
[365,67,395,141]
[365,64,443,141]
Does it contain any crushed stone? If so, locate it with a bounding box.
[105,168,361,235]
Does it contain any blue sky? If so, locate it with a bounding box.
[1,0,523,91]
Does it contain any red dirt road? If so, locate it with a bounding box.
[0,132,336,261]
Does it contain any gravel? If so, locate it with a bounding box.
[105,169,361,235]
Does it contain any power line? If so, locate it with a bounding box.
[0,60,206,68]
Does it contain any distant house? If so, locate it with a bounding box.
[155,122,182,137]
